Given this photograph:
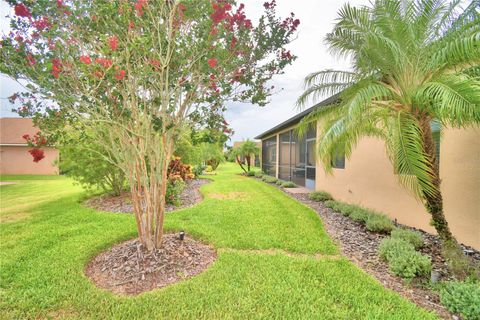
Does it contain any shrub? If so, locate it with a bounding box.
[168,157,194,180]
[440,281,480,320]
[59,142,126,196]
[254,171,263,178]
[246,170,255,176]
[192,165,206,178]
[166,179,186,206]
[276,179,285,185]
[378,238,431,280]
[262,175,278,183]
[391,228,424,249]
[205,165,214,172]
[282,181,296,188]
[349,207,371,221]
[379,238,415,261]
[365,214,394,233]
[324,200,343,212]
[442,240,476,279]
[308,191,333,202]
[389,250,432,280]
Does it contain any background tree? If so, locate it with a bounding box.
[233,139,259,173]
[297,0,479,271]
[59,128,126,196]
[1,0,299,251]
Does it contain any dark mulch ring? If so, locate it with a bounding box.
[85,233,217,295]
[84,179,210,214]
[284,191,479,320]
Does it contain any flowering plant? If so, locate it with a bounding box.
[1,0,298,250]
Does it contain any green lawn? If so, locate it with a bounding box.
[0,163,437,319]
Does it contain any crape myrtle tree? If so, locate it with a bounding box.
[1,0,299,251]
[297,0,479,268]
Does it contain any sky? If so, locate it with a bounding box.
[0,0,369,144]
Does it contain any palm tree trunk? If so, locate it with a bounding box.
[419,118,455,244]
[236,155,247,173]
[246,155,251,172]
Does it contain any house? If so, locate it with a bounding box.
[0,118,59,175]
[255,96,480,249]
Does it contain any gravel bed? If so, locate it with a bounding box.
[85,233,216,295]
[268,180,479,320]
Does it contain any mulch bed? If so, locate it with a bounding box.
[275,185,479,320]
[85,233,216,295]
[84,179,210,214]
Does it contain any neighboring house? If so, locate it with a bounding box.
[232,141,261,167]
[255,96,480,250]
[0,118,59,175]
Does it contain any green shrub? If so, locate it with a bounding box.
[325,200,341,210]
[391,228,424,249]
[440,281,480,320]
[246,170,255,176]
[59,141,126,196]
[192,165,206,178]
[308,191,333,202]
[365,214,394,233]
[254,171,263,178]
[262,175,278,183]
[166,179,186,206]
[324,200,354,216]
[276,179,285,185]
[379,238,415,261]
[349,207,371,221]
[389,250,431,280]
[205,165,214,172]
[378,238,431,280]
[282,181,296,188]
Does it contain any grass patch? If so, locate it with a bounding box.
[0,163,437,319]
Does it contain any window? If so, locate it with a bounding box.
[331,148,345,169]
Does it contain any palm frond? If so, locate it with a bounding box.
[429,32,480,75]
[385,112,437,199]
[418,75,480,126]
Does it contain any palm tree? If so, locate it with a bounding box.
[297,0,479,263]
[234,140,260,173]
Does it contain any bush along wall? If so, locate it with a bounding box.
[324,200,394,234]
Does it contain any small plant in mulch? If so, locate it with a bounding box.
[439,279,480,320]
[254,171,263,178]
[276,179,285,186]
[379,237,431,280]
[308,191,333,202]
[391,228,424,249]
[262,175,278,184]
[324,200,394,233]
[281,181,296,188]
[85,233,216,295]
[365,214,394,233]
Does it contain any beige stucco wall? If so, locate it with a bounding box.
[0,146,59,175]
[315,126,480,249]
